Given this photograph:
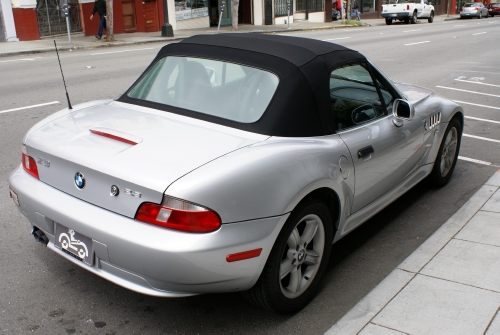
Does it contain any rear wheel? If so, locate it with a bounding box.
[429,117,462,187]
[385,18,393,25]
[478,12,482,19]
[428,11,434,23]
[243,201,333,313]
[411,11,417,23]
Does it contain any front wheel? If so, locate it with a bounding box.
[428,12,434,23]
[243,201,333,313]
[385,18,393,25]
[429,118,462,187]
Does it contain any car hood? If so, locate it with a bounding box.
[24,101,268,218]
[394,82,434,104]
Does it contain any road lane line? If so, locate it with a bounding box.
[458,156,492,166]
[453,25,467,27]
[455,79,500,88]
[463,133,500,144]
[402,29,422,32]
[436,86,500,98]
[0,57,42,63]
[465,116,500,125]
[322,37,351,41]
[91,47,155,56]
[454,100,500,110]
[0,101,60,114]
[472,32,487,35]
[404,41,430,46]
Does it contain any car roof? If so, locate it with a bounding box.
[119,34,367,137]
[179,33,354,67]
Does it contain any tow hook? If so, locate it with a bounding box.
[32,228,49,246]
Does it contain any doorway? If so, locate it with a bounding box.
[143,0,159,32]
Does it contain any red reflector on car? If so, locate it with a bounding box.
[226,249,263,262]
[135,200,221,233]
[22,153,39,179]
[90,129,138,145]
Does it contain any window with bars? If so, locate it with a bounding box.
[275,0,293,16]
[295,0,324,12]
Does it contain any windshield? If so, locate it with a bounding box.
[128,56,279,123]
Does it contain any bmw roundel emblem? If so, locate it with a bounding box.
[74,172,85,189]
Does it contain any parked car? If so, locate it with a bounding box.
[487,2,500,16]
[460,2,489,18]
[381,0,435,25]
[9,34,464,314]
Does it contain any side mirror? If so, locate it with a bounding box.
[392,99,414,125]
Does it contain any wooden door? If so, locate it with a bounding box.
[122,0,137,30]
[143,0,159,32]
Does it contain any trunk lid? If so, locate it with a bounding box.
[25,101,267,218]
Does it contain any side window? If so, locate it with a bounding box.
[330,63,385,131]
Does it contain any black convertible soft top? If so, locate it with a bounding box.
[118,33,367,137]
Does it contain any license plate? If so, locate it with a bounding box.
[392,13,398,16]
[55,223,93,265]
[9,188,19,207]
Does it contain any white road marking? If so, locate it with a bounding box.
[463,133,500,144]
[472,32,487,35]
[323,37,351,41]
[402,29,422,32]
[454,78,500,88]
[91,47,155,56]
[453,25,467,27]
[404,41,430,46]
[0,57,42,63]
[458,156,492,166]
[465,116,500,125]
[0,101,60,114]
[436,86,500,98]
[454,100,500,110]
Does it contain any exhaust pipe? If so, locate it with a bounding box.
[32,228,49,246]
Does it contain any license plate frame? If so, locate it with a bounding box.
[54,223,93,265]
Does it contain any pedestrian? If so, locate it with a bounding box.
[90,0,106,40]
[336,0,343,20]
[350,0,361,21]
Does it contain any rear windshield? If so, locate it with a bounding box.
[128,56,279,123]
[464,3,474,6]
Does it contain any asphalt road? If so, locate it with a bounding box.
[1,17,500,334]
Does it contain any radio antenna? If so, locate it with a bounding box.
[54,40,73,110]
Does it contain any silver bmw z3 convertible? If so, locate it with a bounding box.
[9,34,463,313]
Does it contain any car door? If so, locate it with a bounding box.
[330,62,425,213]
[422,0,431,17]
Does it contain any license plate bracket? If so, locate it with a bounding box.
[54,223,93,265]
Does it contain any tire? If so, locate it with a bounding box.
[410,11,417,24]
[385,18,393,25]
[429,117,462,187]
[478,12,482,19]
[428,11,434,23]
[485,12,489,18]
[404,18,410,24]
[242,200,333,314]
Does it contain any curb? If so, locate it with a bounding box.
[324,169,500,335]
[0,24,366,57]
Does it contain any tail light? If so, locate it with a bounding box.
[22,151,39,179]
[135,195,221,233]
[474,7,478,10]
[407,4,409,9]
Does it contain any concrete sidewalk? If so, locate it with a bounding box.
[326,169,500,335]
[0,14,460,57]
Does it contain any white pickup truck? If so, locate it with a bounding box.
[381,0,435,25]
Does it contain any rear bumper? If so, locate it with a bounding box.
[9,166,289,297]
[460,12,479,17]
[381,12,411,19]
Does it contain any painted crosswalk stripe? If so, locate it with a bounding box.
[0,101,60,114]
[463,133,500,144]
[465,116,500,125]
[458,156,491,166]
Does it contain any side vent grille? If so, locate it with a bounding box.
[428,112,441,130]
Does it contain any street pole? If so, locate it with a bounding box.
[161,0,174,37]
[287,0,290,29]
[218,1,225,33]
[62,3,71,44]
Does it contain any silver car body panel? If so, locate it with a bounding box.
[24,100,268,218]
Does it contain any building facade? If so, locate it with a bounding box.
[2,0,473,42]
